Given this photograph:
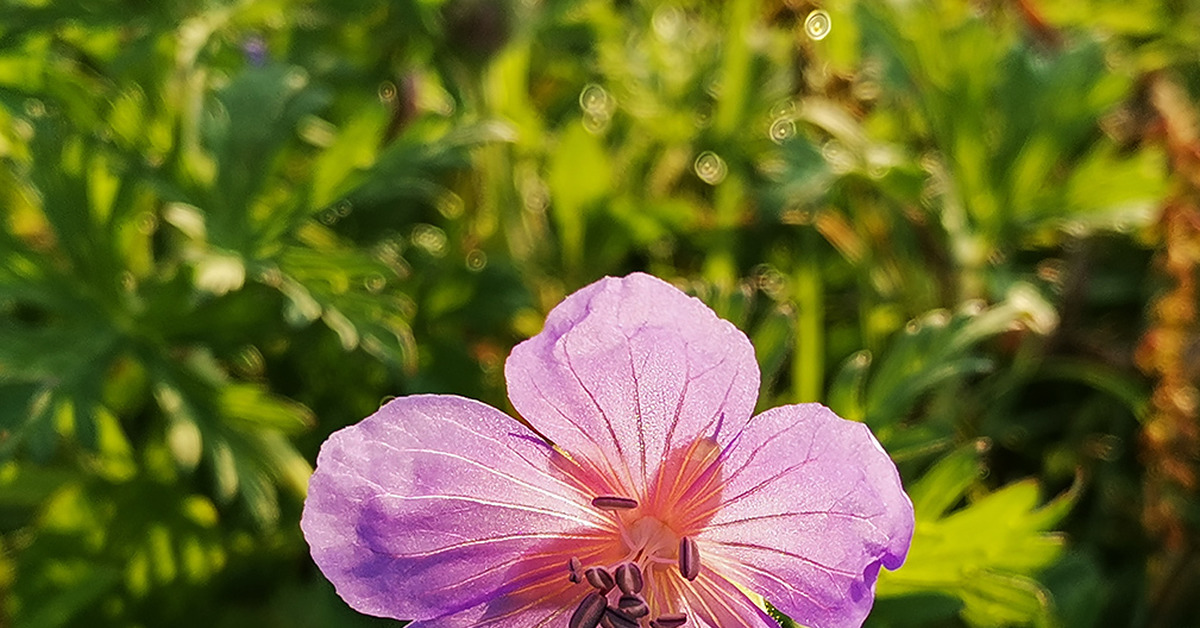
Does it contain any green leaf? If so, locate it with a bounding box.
[829,288,1057,450]
[906,446,981,519]
[151,358,313,527]
[218,384,315,435]
[203,65,333,248]
[307,106,389,210]
[878,448,1079,627]
[338,118,516,213]
[17,561,122,628]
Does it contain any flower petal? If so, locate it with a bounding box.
[672,569,780,628]
[697,404,914,628]
[505,273,760,497]
[301,394,612,622]
[407,554,596,628]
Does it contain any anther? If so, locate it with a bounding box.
[591,495,639,510]
[617,594,649,618]
[678,537,700,581]
[585,566,615,592]
[650,613,688,628]
[602,607,639,628]
[568,557,583,584]
[568,592,607,628]
[614,562,643,594]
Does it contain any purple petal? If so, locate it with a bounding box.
[301,395,611,622]
[505,273,760,496]
[676,570,781,628]
[697,404,914,628]
[407,585,582,628]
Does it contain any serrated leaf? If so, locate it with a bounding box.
[152,362,312,527]
[878,449,1076,627]
[203,65,333,245]
[831,293,1052,444]
[339,118,516,211]
[308,106,389,209]
[907,446,981,518]
[219,383,314,435]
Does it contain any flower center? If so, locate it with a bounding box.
[621,516,677,568]
[569,497,699,628]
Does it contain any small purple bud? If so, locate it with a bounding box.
[241,35,267,67]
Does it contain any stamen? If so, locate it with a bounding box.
[678,537,700,581]
[568,592,607,628]
[617,594,649,618]
[568,557,583,584]
[592,495,639,510]
[614,562,644,594]
[650,613,688,628]
[585,566,615,592]
[602,607,639,628]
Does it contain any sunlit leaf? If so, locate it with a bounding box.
[878,447,1079,627]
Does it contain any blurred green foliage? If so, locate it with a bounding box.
[1,0,1197,626]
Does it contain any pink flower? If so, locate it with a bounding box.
[301,273,913,628]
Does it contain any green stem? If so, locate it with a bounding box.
[713,0,757,138]
[792,228,824,402]
[703,0,759,291]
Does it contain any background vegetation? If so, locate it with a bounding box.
[1,0,1198,626]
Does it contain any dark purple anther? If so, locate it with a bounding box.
[617,594,649,618]
[678,537,700,581]
[602,607,640,628]
[614,562,643,594]
[651,613,688,628]
[568,592,607,628]
[591,495,638,510]
[568,556,583,583]
[585,566,615,592]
